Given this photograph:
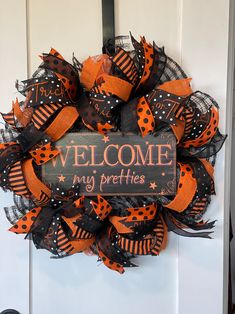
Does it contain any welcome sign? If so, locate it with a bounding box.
[42,132,176,196]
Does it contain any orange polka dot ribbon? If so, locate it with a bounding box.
[29,142,59,165]
[0,34,226,274]
[137,96,155,137]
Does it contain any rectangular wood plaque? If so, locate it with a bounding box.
[42,132,176,196]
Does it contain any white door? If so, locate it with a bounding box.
[0,1,233,314]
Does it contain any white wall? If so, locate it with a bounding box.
[0,1,232,314]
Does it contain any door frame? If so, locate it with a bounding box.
[224,0,235,313]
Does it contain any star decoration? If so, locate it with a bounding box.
[102,135,110,143]
[58,174,66,182]
[149,181,157,190]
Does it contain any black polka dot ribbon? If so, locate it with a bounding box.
[21,76,72,107]
[89,90,121,118]
[146,89,185,125]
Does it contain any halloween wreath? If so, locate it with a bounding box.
[0,35,226,274]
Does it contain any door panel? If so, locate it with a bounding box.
[27,0,103,74]
[0,1,29,313]
[31,235,178,314]
[115,0,182,62]
[178,1,229,313]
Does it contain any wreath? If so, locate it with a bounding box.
[0,34,226,274]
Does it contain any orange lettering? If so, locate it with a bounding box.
[103,144,119,166]
[118,144,135,166]
[51,145,71,167]
[135,144,154,166]
[73,145,89,166]
[156,144,172,166]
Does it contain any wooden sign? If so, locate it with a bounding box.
[42,132,176,196]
